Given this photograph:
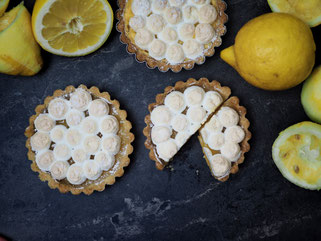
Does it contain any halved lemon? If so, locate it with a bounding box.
[267,0,321,27]
[272,121,321,190]
[0,0,9,16]
[32,0,114,56]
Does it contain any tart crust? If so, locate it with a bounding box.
[25,85,134,195]
[143,77,231,170]
[198,96,251,182]
[116,0,228,72]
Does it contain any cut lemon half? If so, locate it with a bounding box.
[272,121,321,190]
[0,0,9,16]
[32,0,114,56]
[268,0,321,27]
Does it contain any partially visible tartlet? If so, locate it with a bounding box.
[25,85,134,195]
[116,0,228,72]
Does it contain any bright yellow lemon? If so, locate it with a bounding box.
[32,0,114,56]
[0,2,43,76]
[0,0,9,16]
[221,13,315,91]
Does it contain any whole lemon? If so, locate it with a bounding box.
[221,13,316,91]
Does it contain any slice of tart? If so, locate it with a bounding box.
[25,85,134,195]
[198,96,251,181]
[116,0,228,72]
[143,77,231,170]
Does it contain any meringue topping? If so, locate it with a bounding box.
[35,114,55,132]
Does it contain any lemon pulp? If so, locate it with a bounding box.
[32,0,113,56]
[272,122,321,190]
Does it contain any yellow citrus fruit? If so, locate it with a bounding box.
[220,13,316,91]
[32,0,114,57]
[0,0,9,16]
[0,2,43,76]
[301,66,321,124]
[268,0,321,27]
[272,121,321,190]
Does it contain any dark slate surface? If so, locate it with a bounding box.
[1,0,321,240]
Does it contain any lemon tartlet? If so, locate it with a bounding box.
[25,85,134,195]
[116,0,227,72]
[143,78,251,181]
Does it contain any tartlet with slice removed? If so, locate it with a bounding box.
[143,77,231,170]
[143,77,251,181]
[198,96,251,181]
[25,85,134,195]
[116,0,228,72]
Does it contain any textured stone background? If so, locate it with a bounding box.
[1,0,321,240]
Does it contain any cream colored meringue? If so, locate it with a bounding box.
[30,132,51,151]
[81,116,98,135]
[204,115,223,133]
[198,4,217,24]
[209,154,231,177]
[83,160,102,181]
[171,114,189,132]
[184,86,205,106]
[207,132,225,150]
[152,0,168,13]
[35,114,55,132]
[146,14,166,34]
[186,106,207,123]
[178,23,195,40]
[95,151,115,171]
[36,150,55,171]
[66,128,82,147]
[70,88,92,111]
[48,98,69,120]
[129,15,146,32]
[202,91,223,112]
[224,126,245,144]
[217,107,239,127]
[132,0,151,16]
[66,109,84,127]
[149,39,167,59]
[191,0,209,4]
[50,161,69,180]
[220,142,241,161]
[164,91,186,113]
[166,44,185,64]
[156,138,178,161]
[66,164,86,185]
[151,105,172,126]
[71,148,88,163]
[174,131,189,148]
[164,6,182,25]
[169,0,185,7]
[100,115,119,134]
[135,28,154,50]
[151,125,172,144]
[83,135,101,154]
[49,125,67,143]
[88,99,109,118]
[160,27,178,43]
[195,23,215,44]
[53,143,71,161]
[182,5,198,24]
[102,135,121,155]
[182,39,203,59]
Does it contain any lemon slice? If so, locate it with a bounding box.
[0,0,9,16]
[32,0,114,56]
[272,121,321,190]
[268,0,321,27]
